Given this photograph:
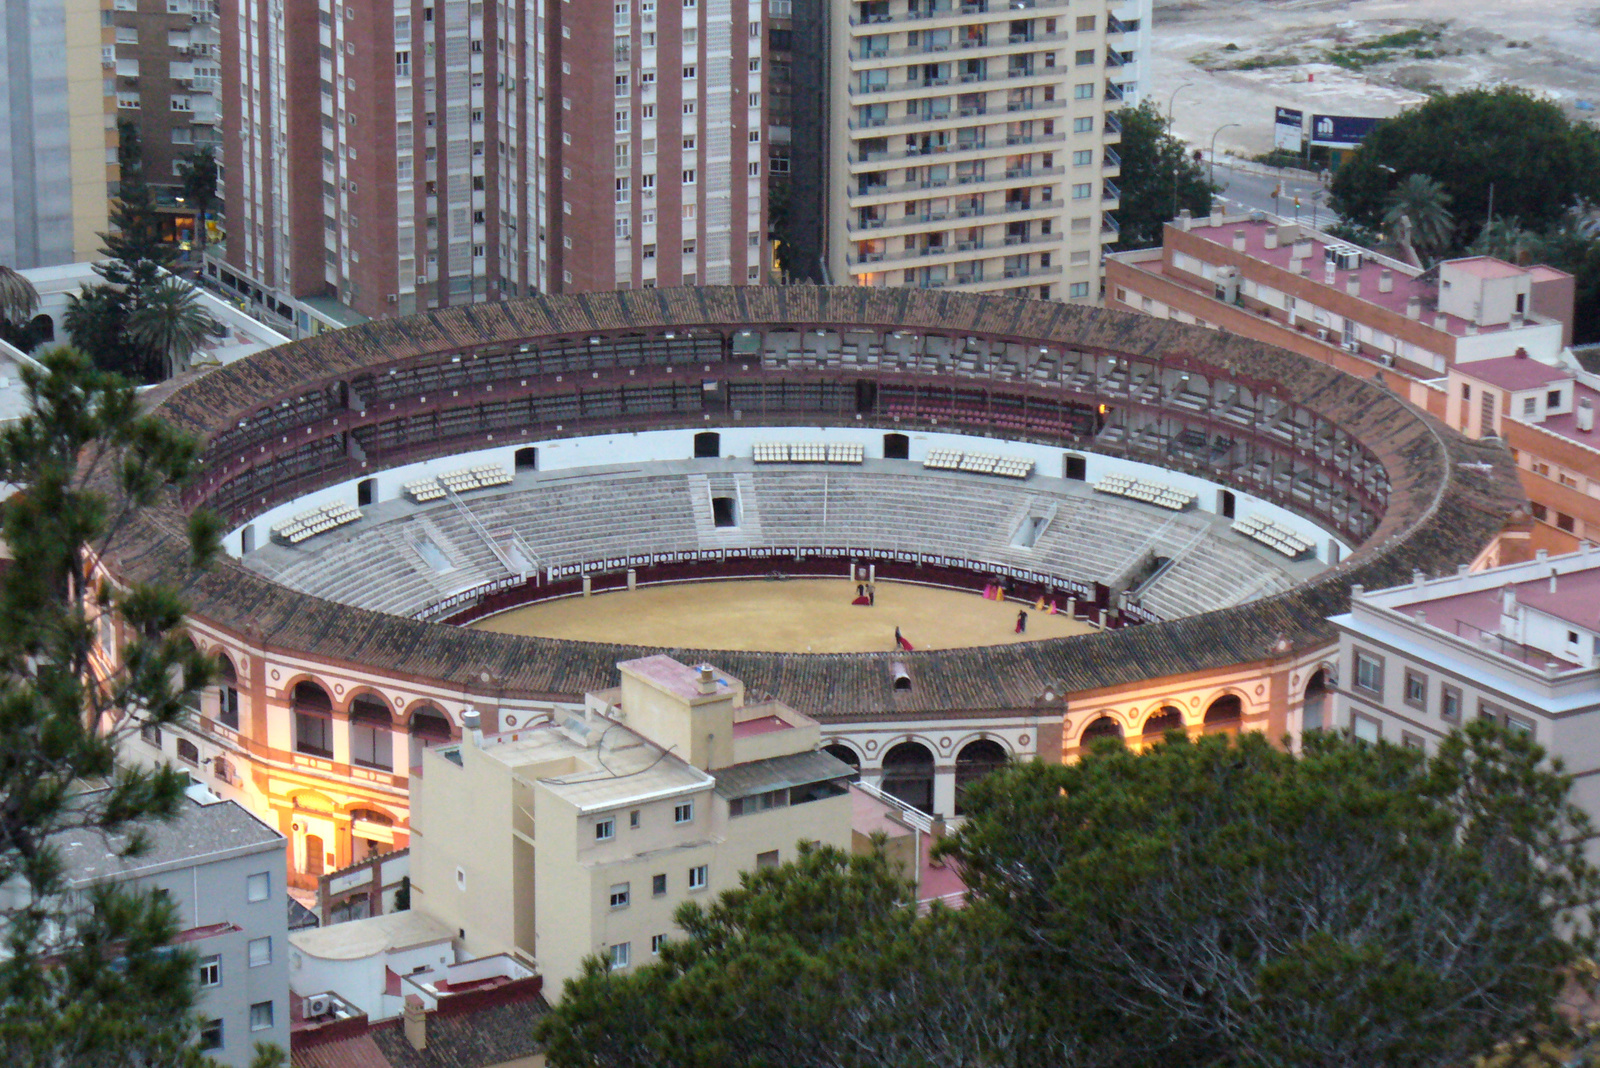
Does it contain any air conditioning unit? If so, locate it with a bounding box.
[306,994,333,1017]
[416,274,428,285]
[386,294,398,303]
[1315,328,1329,341]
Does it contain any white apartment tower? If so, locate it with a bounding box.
[829,0,1148,300]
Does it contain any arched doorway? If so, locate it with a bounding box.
[292,681,334,758]
[408,705,454,770]
[954,739,1008,815]
[1204,695,1244,735]
[880,740,935,814]
[1080,715,1124,747]
[1141,706,1184,745]
[348,694,394,770]
[215,653,240,730]
[1303,669,1328,733]
[823,743,861,771]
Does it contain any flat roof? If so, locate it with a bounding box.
[55,791,283,886]
[289,909,454,961]
[1175,218,1542,339]
[481,720,713,812]
[1398,570,1600,665]
[619,654,734,700]
[732,715,792,738]
[1446,256,1526,281]
[711,749,856,800]
[1456,354,1571,392]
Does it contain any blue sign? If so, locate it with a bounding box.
[1309,113,1381,148]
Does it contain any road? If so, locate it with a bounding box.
[1208,161,1343,231]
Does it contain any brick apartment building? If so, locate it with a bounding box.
[216,0,768,328]
[1106,211,1574,407]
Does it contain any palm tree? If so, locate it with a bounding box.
[1383,174,1455,264]
[125,277,215,380]
[0,265,39,328]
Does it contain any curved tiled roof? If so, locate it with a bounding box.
[107,287,1525,720]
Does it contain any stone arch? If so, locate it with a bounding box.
[1078,714,1124,746]
[340,798,403,823]
[1301,664,1332,733]
[953,737,1009,815]
[823,741,861,771]
[1141,705,1185,739]
[280,673,335,707]
[405,701,456,771]
[879,739,935,815]
[399,698,458,730]
[289,679,335,757]
[1203,692,1246,734]
[340,684,397,719]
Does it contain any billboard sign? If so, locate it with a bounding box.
[1309,113,1381,149]
[1273,106,1304,151]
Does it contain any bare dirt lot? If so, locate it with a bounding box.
[1153,0,1600,157]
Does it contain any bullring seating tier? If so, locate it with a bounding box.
[1233,514,1314,559]
[247,462,1310,622]
[924,448,1032,479]
[405,464,514,502]
[271,500,361,544]
[752,442,865,464]
[1093,473,1195,511]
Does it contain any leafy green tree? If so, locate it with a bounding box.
[942,723,1600,1068]
[63,284,141,380]
[127,277,216,378]
[1110,100,1216,251]
[1382,173,1454,264]
[1471,217,1600,345]
[0,265,46,353]
[98,121,177,297]
[0,347,232,1065]
[536,842,1083,1068]
[1330,87,1600,254]
[177,147,220,259]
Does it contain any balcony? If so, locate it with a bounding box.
[1104,83,1126,103]
[1104,112,1122,136]
[1103,179,1120,203]
[1104,146,1121,170]
[1102,211,1120,235]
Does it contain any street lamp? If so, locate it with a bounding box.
[1209,122,1241,189]
[1171,81,1196,127]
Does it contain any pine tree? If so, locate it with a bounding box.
[0,347,236,1065]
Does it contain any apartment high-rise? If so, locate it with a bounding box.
[217,0,767,327]
[1,0,117,268]
[828,0,1148,300]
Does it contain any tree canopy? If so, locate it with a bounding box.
[1330,87,1600,252]
[0,348,239,1065]
[1110,100,1216,252]
[537,725,1600,1068]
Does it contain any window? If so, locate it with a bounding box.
[177,738,200,765]
[1071,183,1092,200]
[642,104,655,118]
[683,65,697,79]
[1549,390,1562,409]
[651,934,666,953]
[249,1001,274,1031]
[616,177,631,203]
[1350,711,1380,743]
[682,240,697,256]
[688,864,708,890]
[683,169,696,184]
[1069,282,1091,298]
[609,882,631,908]
[1076,14,1096,29]
[682,101,696,115]
[674,801,694,824]
[748,91,760,107]
[198,955,221,988]
[1074,83,1093,100]
[615,0,630,23]
[248,937,272,967]
[641,70,657,86]
[630,809,641,829]
[682,135,696,151]
[616,75,630,97]
[247,872,270,902]
[1073,116,1093,133]
[199,1019,223,1050]
[748,162,761,176]
[1353,650,1383,695]
[1073,149,1093,166]
[1523,396,1537,417]
[141,722,162,748]
[294,712,332,758]
[117,92,142,110]
[395,50,411,75]
[652,873,667,896]
[643,244,657,260]
[1440,685,1462,722]
[641,173,656,191]
[609,942,631,969]
[1403,670,1427,709]
[615,110,630,133]
[595,818,615,841]
[756,849,780,869]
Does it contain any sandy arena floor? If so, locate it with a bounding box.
[469,578,1096,653]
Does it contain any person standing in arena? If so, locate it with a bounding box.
[1015,610,1027,634]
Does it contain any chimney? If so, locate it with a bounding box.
[1406,296,1421,320]
[697,664,717,695]
[1264,230,1279,250]
[1501,585,1518,616]
[1294,237,1313,257]
[1433,314,1448,329]
[462,707,483,747]
[1323,264,1337,285]
[404,995,427,1051]
[1178,208,1192,231]
[1465,321,1478,335]
[1550,568,1559,594]
[1378,269,1394,294]
[1210,205,1223,227]
[1346,276,1361,297]
[1232,230,1247,252]
[1577,398,1594,433]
